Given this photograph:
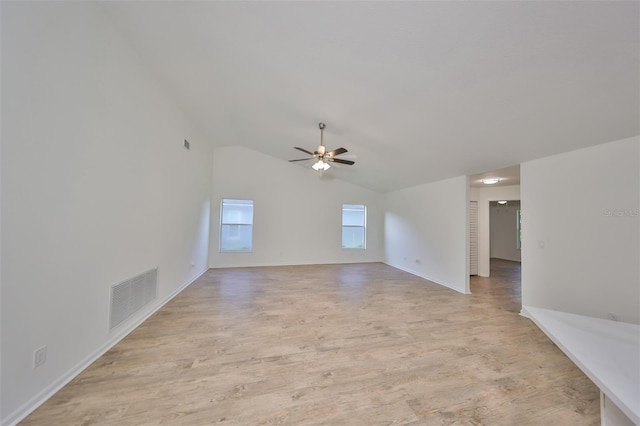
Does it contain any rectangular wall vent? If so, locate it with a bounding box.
[110,268,158,330]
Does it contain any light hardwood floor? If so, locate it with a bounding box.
[21,260,599,425]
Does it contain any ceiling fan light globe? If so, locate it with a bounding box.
[312,160,330,171]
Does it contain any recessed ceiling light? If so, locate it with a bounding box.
[482,178,500,185]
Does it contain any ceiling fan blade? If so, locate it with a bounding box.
[329,158,355,165]
[294,146,315,156]
[288,158,312,162]
[327,147,348,157]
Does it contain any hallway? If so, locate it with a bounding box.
[471,258,522,314]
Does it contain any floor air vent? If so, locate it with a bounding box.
[110,268,158,330]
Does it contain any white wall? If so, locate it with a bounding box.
[209,146,383,267]
[490,201,521,262]
[470,185,521,276]
[521,136,639,324]
[384,176,469,294]
[1,3,213,424]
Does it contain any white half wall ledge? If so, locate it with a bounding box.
[525,305,639,426]
[519,306,531,319]
[384,262,472,295]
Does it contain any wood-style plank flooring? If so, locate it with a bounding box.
[21,260,599,425]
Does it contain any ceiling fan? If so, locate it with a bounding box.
[289,122,355,171]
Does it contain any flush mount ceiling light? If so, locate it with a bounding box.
[498,200,508,205]
[288,122,355,172]
[482,178,500,185]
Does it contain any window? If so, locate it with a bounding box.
[516,209,522,249]
[220,199,253,252]
[342,204,366,249]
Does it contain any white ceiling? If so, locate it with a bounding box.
[103,1,638,193]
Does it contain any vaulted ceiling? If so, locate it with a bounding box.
[103,1,639,193]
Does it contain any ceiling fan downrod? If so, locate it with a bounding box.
[317,122,326,154]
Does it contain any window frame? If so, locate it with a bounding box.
[219,198,254,253]
[341,204,367,250]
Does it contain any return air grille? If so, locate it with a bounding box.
[109,268,158,330]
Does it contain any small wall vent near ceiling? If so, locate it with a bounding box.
[109,268,158,330]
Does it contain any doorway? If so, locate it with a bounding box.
[468,165,522,309]
[489,200,521,263]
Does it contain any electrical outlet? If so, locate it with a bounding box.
[607,312,620,322]
[34,346,47,368]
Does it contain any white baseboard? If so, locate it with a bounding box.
[383,262,470,295]
[208,259,385,269]
[2,268,208,426]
